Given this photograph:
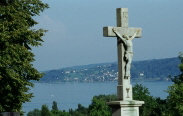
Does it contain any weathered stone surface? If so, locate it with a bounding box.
[107,100,144,116]
[103,8,142,100]
[0,112,20,116]
[103,27,142,37]
[103,8,144,116]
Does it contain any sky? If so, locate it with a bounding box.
[32,0,183,71]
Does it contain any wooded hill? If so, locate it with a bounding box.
[40,57,181,83]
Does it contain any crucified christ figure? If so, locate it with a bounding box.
[112,28,140,79]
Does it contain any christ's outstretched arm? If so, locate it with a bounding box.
[112,28,126,43]
[130,29,140,40]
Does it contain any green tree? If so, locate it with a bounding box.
[41,104,51,116]
[74,104,88,116]
[166,53,183,116]
[68,104,88,116]
[52,101,58,111]
[133,84,163,116]
[51,101,71,116]
[0,0,49,112]
[27,103,71,116]
[88,98,111,116]
[51,110,71,116]
[68,108,74,115]
[27,108,41,116]
[166,84,183,116]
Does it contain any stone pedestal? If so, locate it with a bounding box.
[107,100,144,116]
[0,112,20,116]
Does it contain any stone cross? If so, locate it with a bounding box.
[103,8,142,100]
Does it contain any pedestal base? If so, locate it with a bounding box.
[107,100,144,116]
[0,112,20,116]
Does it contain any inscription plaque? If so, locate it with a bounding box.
[123,108,137,116]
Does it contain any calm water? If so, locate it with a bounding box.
[23,82,173,114]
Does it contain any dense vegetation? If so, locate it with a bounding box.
[41,57,180,83]
[0,0,49,113]
[25,84,168,116]
[165,53,183,115]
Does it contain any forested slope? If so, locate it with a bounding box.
[40,57,180,83]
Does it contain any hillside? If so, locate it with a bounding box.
[40,57,181,83]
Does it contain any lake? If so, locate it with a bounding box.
[23,81,173,114]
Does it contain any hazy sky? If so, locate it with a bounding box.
[32,0,183,71]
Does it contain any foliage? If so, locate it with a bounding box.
[27,88,169,116]
[27,102,71,116]
[87,94,116,116]
[51,109,71,116]
[166,84,183,116]
[52,101,58,111]
[75,104,88,115]
[165,53,183,116]
[68,104,88,116]
[178,53,183,72]
[27,109,41,116]
[27,95,113,116]
[88,98,111,116]
[132,57,180,79]
[0,0,49,112]
[133,84,166,116]
[41,105,51,116]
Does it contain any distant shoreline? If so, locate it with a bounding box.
[32,80,173,84]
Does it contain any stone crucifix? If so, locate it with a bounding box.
[103,8,142,100]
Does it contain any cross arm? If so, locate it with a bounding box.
[103,26,142,38]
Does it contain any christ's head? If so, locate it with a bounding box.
[123,35,131,40]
